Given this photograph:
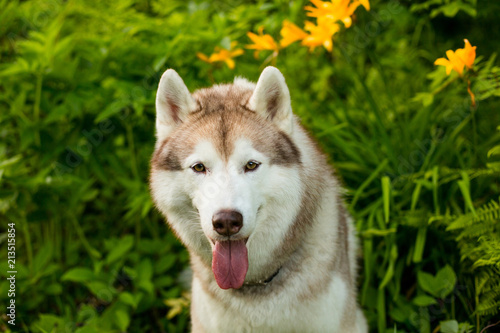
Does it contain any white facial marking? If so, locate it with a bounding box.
[152,134,304,277]
[180,137,304,281]
[186,139,269,243]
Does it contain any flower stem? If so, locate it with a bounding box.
[431,75,459,96]
[70,216,101,259]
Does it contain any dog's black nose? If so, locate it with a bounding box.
[212,210,243,236]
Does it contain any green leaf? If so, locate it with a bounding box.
[136,258,155,294]
[412,92,434,107]
[417,271,440,297]
[137,258,154,282]
[440,320,459,333]
[487,145,500,158]
[137,238,165,254]
[413,295,437,307]
[85,281,116,302]
[350,159,389,209]
[413,227,427,263]
[435,265,456,298]
[61,267,95,283]
[115,309,130,331]
[410,182,423,211]
[382,176,391,223]
[379,245,398,289]
[45,283,63,295]
[362,228,397,237]
[94,99,130,123]
[487,162,500,171]
[33,244,53,275]
[432,166,440,215]
[32,314,69,333]
[458,322,474,333]
[430,2,476,18]
[138,279,155,295]
[0,154,22,169]
[417,265,456,298]
[457,172,477,216]
[154,255,176,274]
[410,0,444,13]
[154,275,174,288]
[105,235,134,265]
[118,292,138,309]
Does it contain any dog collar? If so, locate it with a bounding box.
[242,267,281,287]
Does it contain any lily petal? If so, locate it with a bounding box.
[197,52,210,62]
[224,58,235,70]
[280,20,308,47]
[359,0,370,10]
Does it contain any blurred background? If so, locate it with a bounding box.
[0,0,499,332]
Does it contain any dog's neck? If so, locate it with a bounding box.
[242,267,281,287]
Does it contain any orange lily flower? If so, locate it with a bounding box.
[434,49,465,75]
[246,27,279,58]
[434,39,476,76]
[304,0,370,28]
[197,42,244,69]
[456,39,476,69]
[301,17,340,52]
[280,20,308,48]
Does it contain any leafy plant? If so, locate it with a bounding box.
[411,0,477,18]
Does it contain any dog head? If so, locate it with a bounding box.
[150,67,303,289]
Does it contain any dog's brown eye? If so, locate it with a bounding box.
[192,163,206,173]
[245,161,260,172]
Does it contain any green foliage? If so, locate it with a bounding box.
[445,198,500,317]
[439,320,473,333]
[0,0,499,332]
[411,0,477,18]
[417,265,457,299]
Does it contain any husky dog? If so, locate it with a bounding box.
[150,67,367,332]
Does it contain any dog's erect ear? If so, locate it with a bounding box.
[155,69,197,141]
[249,66,293,133]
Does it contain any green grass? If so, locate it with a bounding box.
[0,0,499,332]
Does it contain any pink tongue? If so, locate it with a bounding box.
[212,240,248,289]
